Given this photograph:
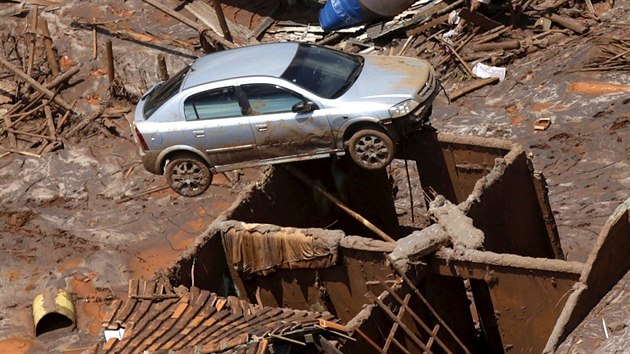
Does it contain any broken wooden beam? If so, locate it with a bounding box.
[142,0,235,49]
[210,0,232,42]
[0,56,74,111]
[472,40,521,51]
[105,39,115,92]
[157,53,168,81]
[548,14,588,34]
[26,7,38,79]
[38,18,60,76]
[448,77,500,101]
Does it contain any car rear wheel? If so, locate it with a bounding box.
[348,129,395,170]
[165,154,213,197]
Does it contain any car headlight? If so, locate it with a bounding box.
[389,99,420,118]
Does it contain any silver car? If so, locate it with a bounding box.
[133,42,438,196]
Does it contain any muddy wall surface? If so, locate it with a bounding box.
[341,273,478,354]
[400,131,510,204]
[219,223,395,322]
[431,248,582,353]
[161,227,233,296]
[227,159,401,238]
[545,198,630,352]
[462,149,561,258]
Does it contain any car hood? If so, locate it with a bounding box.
[340,55,432,104]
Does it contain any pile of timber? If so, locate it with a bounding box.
[579,36,630,72]
[95,279,349,353]
[0,8,78,157]
[0,8,127,158]
[139,0,603,101]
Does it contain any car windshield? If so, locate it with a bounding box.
[143,66,189,119]
[281,44,363,99]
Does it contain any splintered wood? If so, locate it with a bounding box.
[0,8,79,156]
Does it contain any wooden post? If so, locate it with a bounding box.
[211,0,232,42]
[105,39,115,92]
[38,18,60,76]
[27,6,38,78]
[92,18,98,60]
[43,99,56,138]
[157,53,169,81]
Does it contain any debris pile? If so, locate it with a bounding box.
[97,279,348,353]
[580,35,630,72]
[0,9,132,158]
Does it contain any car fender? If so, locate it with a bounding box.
[155,145,215,174]
[335,117,399,148]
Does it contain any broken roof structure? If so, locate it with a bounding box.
[90,130,630,353]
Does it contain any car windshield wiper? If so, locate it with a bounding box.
[332,56,364,99]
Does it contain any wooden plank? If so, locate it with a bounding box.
[407,13,449,36]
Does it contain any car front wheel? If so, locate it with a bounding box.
[165,154,213,197]
[348,129,395,170]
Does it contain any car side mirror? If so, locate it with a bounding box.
[292,101,317,113]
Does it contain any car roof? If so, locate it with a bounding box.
[182,42,300,90]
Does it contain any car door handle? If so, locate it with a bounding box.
[255,124,268,132]
[193,130,205,137]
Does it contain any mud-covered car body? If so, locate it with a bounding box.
[133,42,439,196]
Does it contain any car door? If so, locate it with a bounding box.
[181,86,259,165]
[240,84,335,160]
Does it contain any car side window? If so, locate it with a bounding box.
[240,84,305,116]
[184,86,242,121]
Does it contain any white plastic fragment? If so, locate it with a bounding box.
[472,62,507,81]
[104,327,126,341]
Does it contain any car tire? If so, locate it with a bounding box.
[348,129,395,170]
[165,154,213,197]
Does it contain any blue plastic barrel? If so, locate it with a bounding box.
[319,0,368,31]
[319,0,417,31]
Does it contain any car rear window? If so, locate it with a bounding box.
[143,66,189,119]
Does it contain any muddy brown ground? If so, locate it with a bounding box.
[0,0,629,353]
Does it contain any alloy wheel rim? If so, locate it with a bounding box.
[355,135,389,167]
[170,160,209,196]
